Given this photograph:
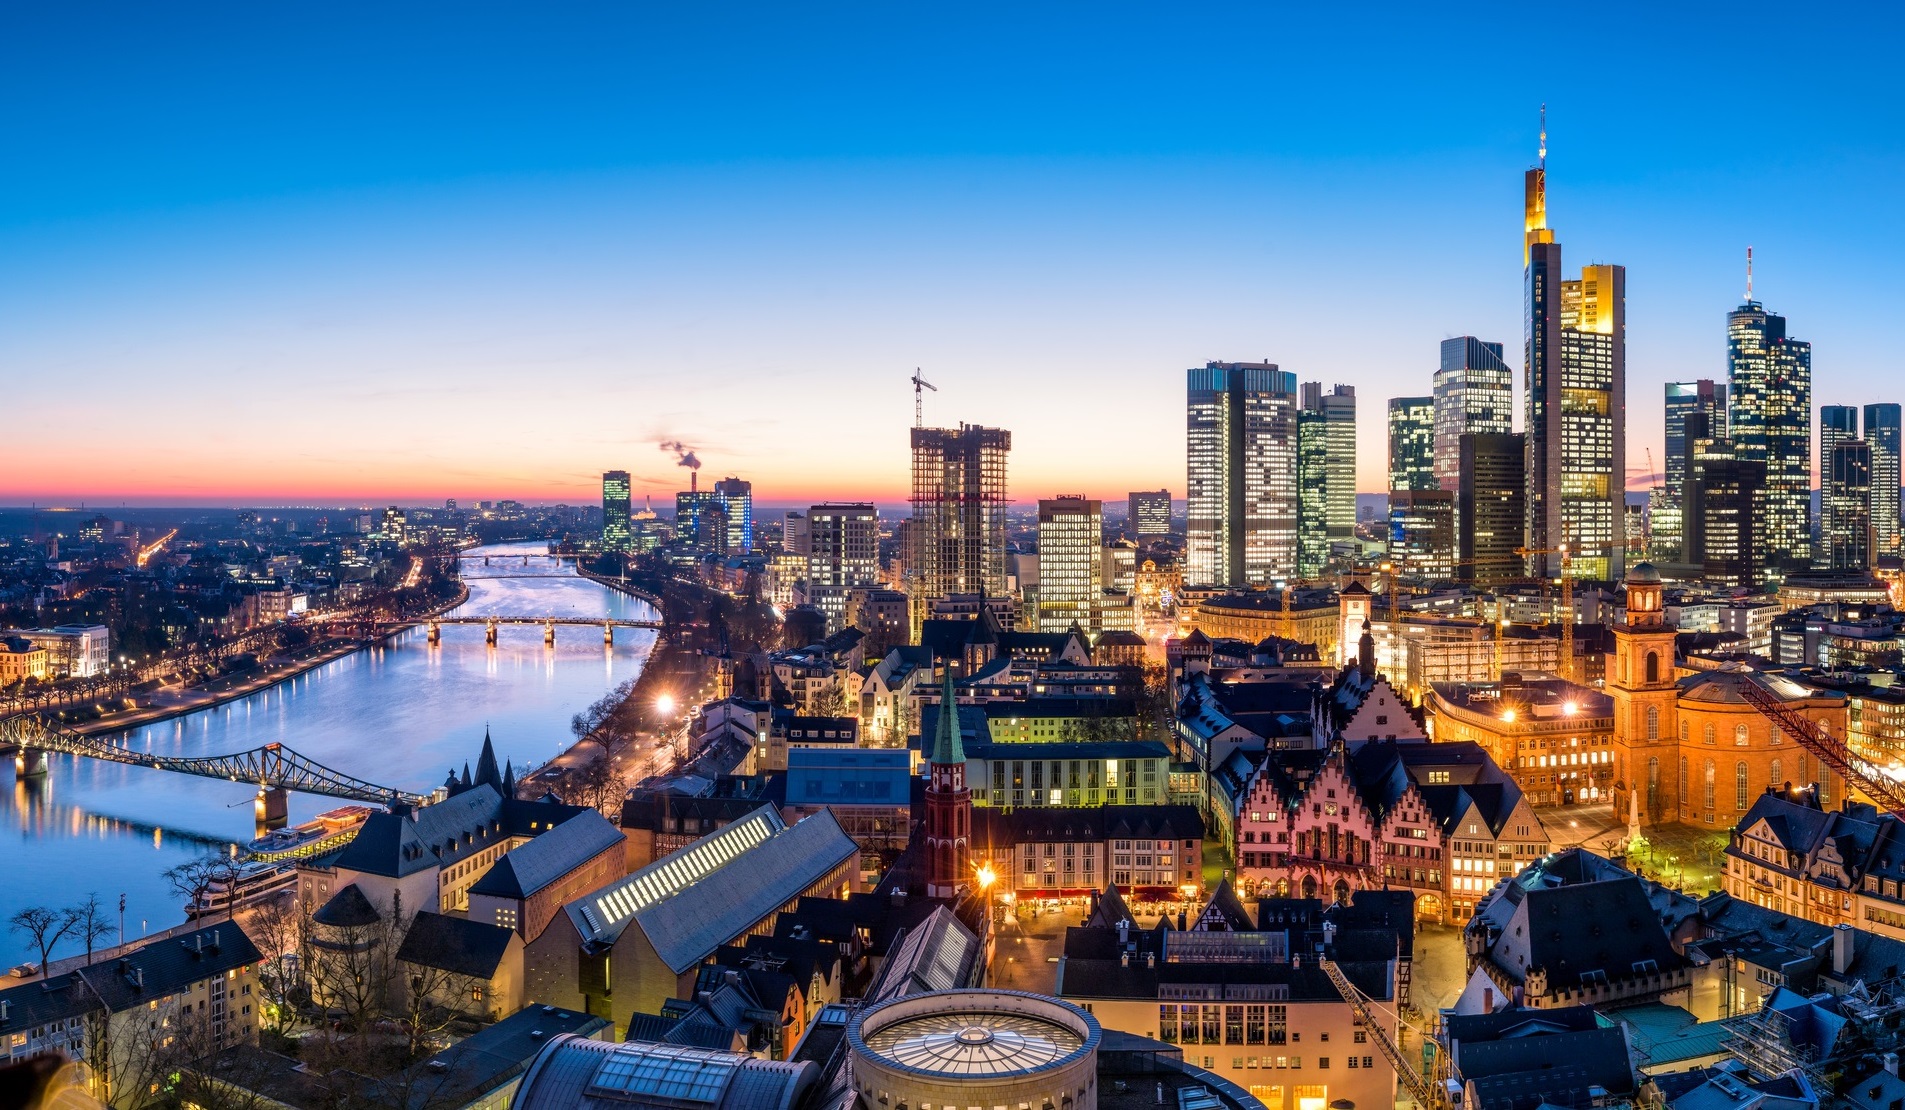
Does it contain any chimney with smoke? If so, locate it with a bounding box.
[661,441,701,492]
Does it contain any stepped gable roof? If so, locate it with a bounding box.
[470,809,626,900]
[313,883,382,928]
[1198,879,1255,931]
[396,912,517,980]
[1346,740,1414,822]
[1086,883,1138,929]
[1517,874,1684,991]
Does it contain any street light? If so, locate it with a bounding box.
[655,694,676,716]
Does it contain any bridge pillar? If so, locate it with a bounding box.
[427,621,440,645]
[545,622,556,646]
[603,623,614,646]
[255,787,289,829]
[15,746,46,778]
[485,621,498,646]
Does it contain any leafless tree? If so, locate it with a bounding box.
[8,905,74,974]
[66,893,115,966]
[244,895,309,1037]
[165,854,242,920]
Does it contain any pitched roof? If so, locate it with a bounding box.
[0,921,261,1032]
[396,912,517,980]
[313,883,382,928]
[469,809,625,900]
[930,668,965,765]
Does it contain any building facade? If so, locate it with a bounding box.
[1826,439,1873,571]
[1186,362,1298,587]
[910,424,1012,599]
[1660,381,1727,563]
[1301,382,1357,576]
[1458,432,1527,587]
[1728,297,1812,575]
[806,502,879,634]
[1866,403,1902,558]
[1433,337,1514,493]
[1387,395,1436,494]
[1037,496,1104,633]
[1129,489,1173,536]
[712,476,754,555]
[602,470,633,553]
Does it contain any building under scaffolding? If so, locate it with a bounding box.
[1721,981,1905,1096]
[909,424,1011,601]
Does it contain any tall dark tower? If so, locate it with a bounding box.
[1727,251,1812,576]
[924,670,971,900]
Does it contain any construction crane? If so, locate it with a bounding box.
[1513,545,1576,684]
[1737,679,1905,815]
[1318,957,1445,1110]
[910,368,937,427]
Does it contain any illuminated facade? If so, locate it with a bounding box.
[1660,381,1727,563]
[1865,403,1902,558]
[601,470,632,553]
[1727,298,1812,574]
[910,424,1012,599]
[1127,489,1172,536]
[1523,128,1625,581]
[1458,432,1526,587]
[1432,337,1513,492]
[1825,439,1873,571]
[1298,383,1357,579]
[711,476,754,555]
[1686,437,1763,588]
[1386,395,1436,493]
[1036,496,1103,633]
[1185,362,1297,587]
[1387,490,1454,581]
[807,502,879,633]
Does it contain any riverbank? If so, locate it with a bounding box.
[65,583,471,740]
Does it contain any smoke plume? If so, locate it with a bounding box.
[659,440,701,470]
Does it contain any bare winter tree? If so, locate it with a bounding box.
[8,905,74,974]
[245,895,309,1038]
[64,893,116,967]
[165,855,242,920]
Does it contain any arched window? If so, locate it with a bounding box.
[1645,652,1660,684]
[1680,756,1688,813]
[1704,760,1716,809]
[1736,761,1749,808]
[1770,759,1782,788]
[1646,706,1660,740]
[1735,724,1750,746]
[1704,724,1716,745]
[1799,753,1809,782]
[1647,757,1660,812]
[1681,720,1690,740]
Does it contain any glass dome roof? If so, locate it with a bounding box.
[862,1009,1084,1077]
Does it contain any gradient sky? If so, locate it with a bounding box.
[4,3,1902,508]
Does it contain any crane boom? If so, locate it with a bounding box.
[1318,958,1443,1109]
[1737,679,1905,814]
[910,368,938,427]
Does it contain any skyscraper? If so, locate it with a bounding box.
[1295,382,1356,578]
[712,476,754,555]
[807,502,879,632]
[1825,439,1872,571]
[1386,396,1436,493]
[1432,337,1513,492]
[1036,496,1103,633]
[1687,437,1763,588]
[1297,407,1330,577]
[1127,490,1172,537]
[601,470,632,553]
[1659,381,1727,563]
[1185,362,1298,587]
[1727,283,1812,576]
[911,424,1011,599]
[1387,489,1454,580]
[1458,432,1526,586]
[1818,406,1858,568]
[1865,403,1902,557]
[1523,118,1625,581]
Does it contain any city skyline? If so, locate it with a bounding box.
[5,6,1904,507]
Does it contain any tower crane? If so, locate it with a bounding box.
[1318,957,1446,1110]
[910,368,937,428]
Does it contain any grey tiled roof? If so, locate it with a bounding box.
[396,912,516,980]
[469,809,625,900]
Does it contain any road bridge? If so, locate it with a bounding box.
[1,714,425,818]
[377,614,661,645]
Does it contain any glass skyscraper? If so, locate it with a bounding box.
[1459,432,1526,586]
[1523,137,1625,581]
[1185,362,1297,587]
[1865,403,1901,557]
[712,476,754,555]
[1432,337,1513,493]
[1818,406,1858,568]
[1298,382,1356,578]
[1036,496,1104,632]
[1825,439,1872,571]
[1386,396,1436,493]
[1659,381,1726,563]
[1727,298,1811,576]
[601,470,632,553]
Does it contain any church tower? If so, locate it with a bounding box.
[1609,562,1680,831]
[924,669,972,900]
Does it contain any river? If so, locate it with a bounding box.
[0,542,657,969]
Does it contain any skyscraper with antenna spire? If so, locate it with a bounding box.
[1522,108,1626,581]
[1727,247,1812,576]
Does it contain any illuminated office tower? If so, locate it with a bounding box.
[1388,489,1454,580]
[1659,381,1727,562]
[1825,440,1873,571]
[911,424,1011,599]
[1727,282,1812,575]
[1185,362,1298,587]
[1818,406,1858,567]
[1295,384,1356,574]
[1128,490,1172,537]
[601,470,632,553]
[711,477,754,554]
[1297,410,1330,577]
[1687,437,1763,588]
[807,502,879,633]
[1432,337,1513,492]
[1036,496,1103,633]
[1458,432,1526,586]
[1865,404,1902,557]
[1387,396,1436,493]
[1523,118,1625,581]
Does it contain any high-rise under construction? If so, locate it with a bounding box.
[910,424,1011,599]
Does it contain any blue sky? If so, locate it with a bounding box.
[4,2,1901,504]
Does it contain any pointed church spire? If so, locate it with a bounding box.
[502,760,516,798]
[460,761,472,789]
[474,727,502,792]
[932,667,966,766]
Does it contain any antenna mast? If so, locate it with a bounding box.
[1539,103,1547,168]
[1746,245,1754,302]
[910,368,938,428]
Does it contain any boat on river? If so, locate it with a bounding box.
[186,861,297,917]
[244,804,373,856]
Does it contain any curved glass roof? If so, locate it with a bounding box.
[863,1010,1083,1077]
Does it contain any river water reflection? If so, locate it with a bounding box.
[0,542,656,967]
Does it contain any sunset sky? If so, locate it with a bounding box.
[4,4,1902,508]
